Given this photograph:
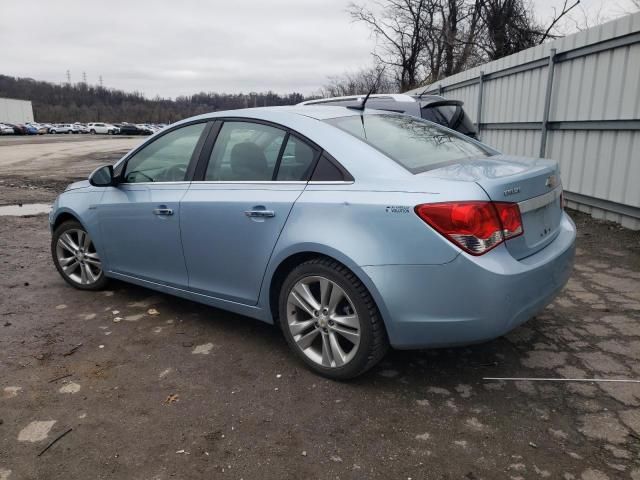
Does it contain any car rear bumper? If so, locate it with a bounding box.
[362,212,576,349]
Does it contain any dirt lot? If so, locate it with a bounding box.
[0,135,142,206]
[1,136,640,480]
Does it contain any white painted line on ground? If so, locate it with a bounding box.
[483,377,640,383]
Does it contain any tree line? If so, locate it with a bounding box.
[0,75,307,123]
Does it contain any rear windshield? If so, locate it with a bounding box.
[325,113,489,173]
[421,105,477,136]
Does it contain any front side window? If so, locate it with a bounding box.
[325,113,489,174]
[205,122,286,181]
[123,123,206,183]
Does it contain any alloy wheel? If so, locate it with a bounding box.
[286,276,361,368]
[55,229,102,285]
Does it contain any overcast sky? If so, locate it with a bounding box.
[0,0,636,98]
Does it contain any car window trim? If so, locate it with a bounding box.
[271,131,290,181]
[116,119,213,184]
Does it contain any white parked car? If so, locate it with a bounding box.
[0,123,15,134]
[87,123,119,135]
[73,124,90,134]
[50,124,74,134]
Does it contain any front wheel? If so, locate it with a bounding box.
[51,220,108,290]
[278,258,388,380]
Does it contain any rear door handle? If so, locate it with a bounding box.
[244,209,275,218]
[153,207,174,216]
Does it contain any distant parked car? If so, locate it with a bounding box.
[27,123,48,135]
[24,124,39,135]
[118,123,144,135]
[300,94,478,139]
[50,124,74,134]
[87,123,119,135]
[73,124,89,134]
[136,124,154,135]
[0,123,15,135]
[6,123,28,135]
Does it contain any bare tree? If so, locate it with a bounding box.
[348,0,582,91]
[348,1,430,91]
[320,67,395,97]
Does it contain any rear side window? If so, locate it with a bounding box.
[276,136,317,181]
[310,154,350,181]
[325,113,489,174]
[205,122,285,181]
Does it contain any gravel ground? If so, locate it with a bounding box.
[1,137,639,480]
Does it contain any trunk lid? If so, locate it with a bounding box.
[419,154,563,259]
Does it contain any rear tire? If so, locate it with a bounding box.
[51,220,108,291]
[278,257,388,380]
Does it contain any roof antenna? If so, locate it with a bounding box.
[417,84,431,99]
[348,66,386,112]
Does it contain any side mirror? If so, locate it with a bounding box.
[89,165,116,187]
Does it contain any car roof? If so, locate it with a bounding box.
[187,105,373,123]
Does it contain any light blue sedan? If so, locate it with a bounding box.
[49,106,576,379]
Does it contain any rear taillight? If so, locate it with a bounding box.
[414,201,523,255]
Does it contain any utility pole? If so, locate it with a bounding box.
[82,71,87,84]
[99,76,103,88]
[66,70,71,84]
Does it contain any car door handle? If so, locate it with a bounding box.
[244,209,275,218]
[153,207,174,216]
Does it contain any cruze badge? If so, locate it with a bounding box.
[503,187,520,197]
[545,175,558,188]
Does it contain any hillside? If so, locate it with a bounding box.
[0,75,308,123]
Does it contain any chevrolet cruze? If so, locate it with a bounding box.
[50,106,576,379]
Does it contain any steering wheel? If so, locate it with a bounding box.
[164,164,188,181]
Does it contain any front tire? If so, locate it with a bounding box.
[51,220,108,290]
[278,258,388,380]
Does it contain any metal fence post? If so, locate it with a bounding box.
[438,84,444,96]
[476,71,485,139]
[539,48,557,158]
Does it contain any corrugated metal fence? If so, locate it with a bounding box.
[408,12,640,229]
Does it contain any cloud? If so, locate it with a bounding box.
[0,0,376,98]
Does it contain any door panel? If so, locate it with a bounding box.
[180,184,303,304]
[98,183,190,287]
[97,121,209,286]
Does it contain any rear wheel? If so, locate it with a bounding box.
[51,220,108,290]
[90,129,96,134]
[278,258,388,379]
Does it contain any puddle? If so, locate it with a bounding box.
[0,203,51,216]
